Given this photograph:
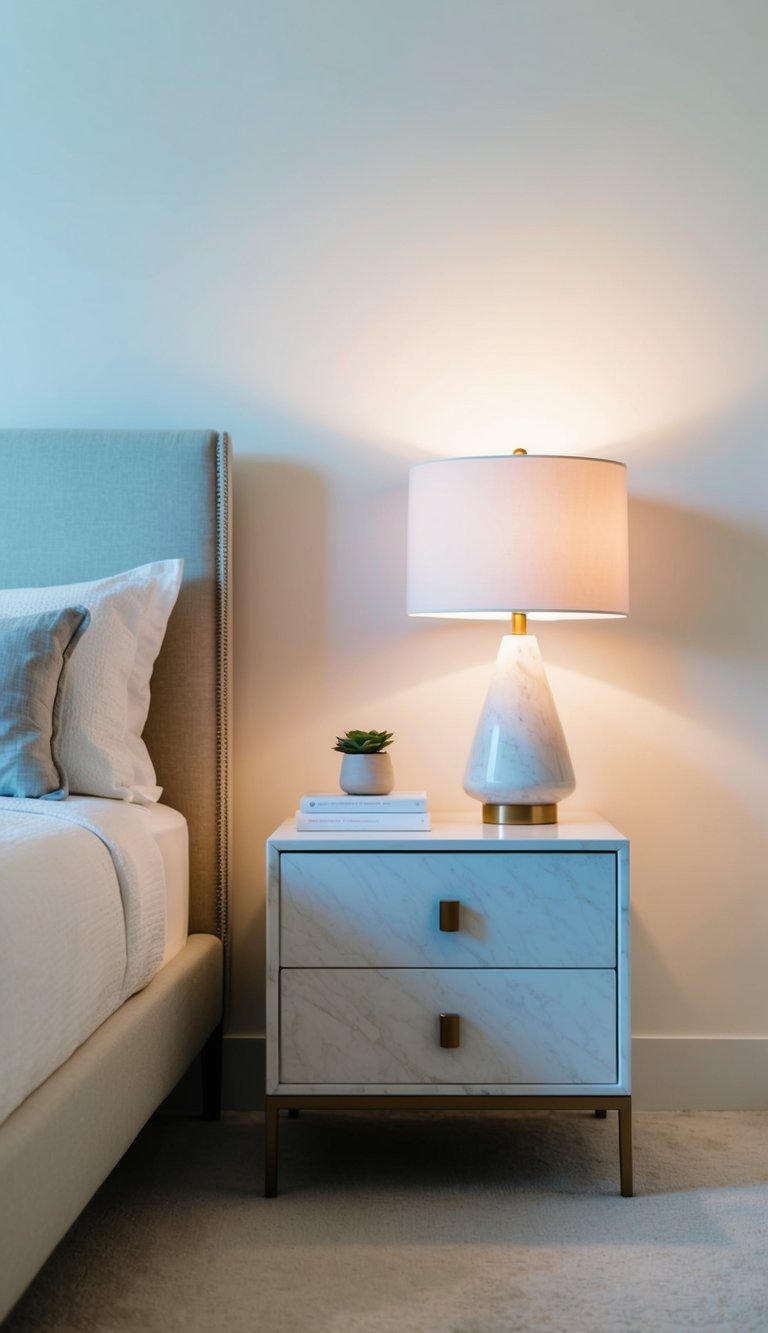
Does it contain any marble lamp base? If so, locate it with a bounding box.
[463,634,576,824]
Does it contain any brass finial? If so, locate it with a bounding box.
[513,448,527,455]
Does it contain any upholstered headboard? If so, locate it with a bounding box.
[0,429,231,940]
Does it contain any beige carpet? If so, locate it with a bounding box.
[3,1110,768,1332]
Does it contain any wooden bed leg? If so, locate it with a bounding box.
[265,1098,279,1197]
[618,1101,634,1197]
[201,1022,223,1121]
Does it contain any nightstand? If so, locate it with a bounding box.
[265,813,631,1196]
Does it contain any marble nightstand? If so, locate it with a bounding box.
[265,813,631,1196]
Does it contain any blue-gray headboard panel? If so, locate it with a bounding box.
[0,429,231,940]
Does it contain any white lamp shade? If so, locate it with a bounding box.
[407,454,629,619]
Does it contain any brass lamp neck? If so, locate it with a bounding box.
[511,450,528,634]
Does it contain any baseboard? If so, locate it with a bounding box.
[161,1035,265,1114]
[632,1037,768,1110]
[165,1036,768,1114]
[222,1035,266,1110]
[229,1036,768,1111]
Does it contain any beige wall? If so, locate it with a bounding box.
[2,1,767,1101]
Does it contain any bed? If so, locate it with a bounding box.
[0,429,230,1321]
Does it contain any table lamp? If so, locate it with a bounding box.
[407,451,629,824]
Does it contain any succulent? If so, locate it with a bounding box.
[334,729,394,754]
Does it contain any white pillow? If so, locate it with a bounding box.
[0,560,182,802]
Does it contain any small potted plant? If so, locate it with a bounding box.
[334,729,395,795]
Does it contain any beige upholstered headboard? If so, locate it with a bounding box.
[0,429,231,940]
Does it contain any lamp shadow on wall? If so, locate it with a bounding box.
[230,426,427,808]
[233,452,328,704]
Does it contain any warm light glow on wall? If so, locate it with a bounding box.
[168,158,759,458]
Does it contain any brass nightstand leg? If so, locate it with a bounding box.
[265,1098,279,1197]
[618,1102,633,1197]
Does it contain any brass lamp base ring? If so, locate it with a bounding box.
[482,803,558,825]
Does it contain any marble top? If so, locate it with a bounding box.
[269,811,628,851]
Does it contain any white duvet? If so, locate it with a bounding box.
[0,796,167,1126]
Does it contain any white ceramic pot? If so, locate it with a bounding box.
[339,752,394,795]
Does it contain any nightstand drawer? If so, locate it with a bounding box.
[280,967,617,1085]
[280,851,616,968]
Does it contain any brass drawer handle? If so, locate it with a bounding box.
[439,900,461,932]
[439,1012,461,1048]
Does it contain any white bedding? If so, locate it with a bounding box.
[132,801,189,965]
[0,797,188,1126]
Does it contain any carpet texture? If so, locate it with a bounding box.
[3,1110,767,1332]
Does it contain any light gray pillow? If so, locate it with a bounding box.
[0,560,182,802]
[0,606,90,799]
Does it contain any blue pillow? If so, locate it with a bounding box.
[0,606,90,799]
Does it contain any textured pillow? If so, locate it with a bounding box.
[0,560,182,802]
[0,606,90,799]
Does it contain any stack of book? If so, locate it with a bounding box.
[295,791,430,831]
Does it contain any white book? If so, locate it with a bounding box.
[299,791,428,814]
[295,810,431,832]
